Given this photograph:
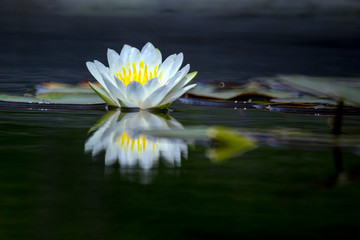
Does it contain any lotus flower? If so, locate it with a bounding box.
[85,110,188,169]
[86,42,197,109]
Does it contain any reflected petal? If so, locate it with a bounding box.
[85,110,188,174]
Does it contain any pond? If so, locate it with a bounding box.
[1,14,360,239]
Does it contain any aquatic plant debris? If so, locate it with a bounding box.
[274,75,360,106]
[86,42,197,109]
[187,81,294,100]
[185,75,360,114]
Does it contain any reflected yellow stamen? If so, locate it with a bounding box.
[142,137,146,151]
[116,132,155,153]
[114,60,161,86]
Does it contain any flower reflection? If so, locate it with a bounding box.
[85,110,188,170]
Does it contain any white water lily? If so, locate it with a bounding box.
[86,42,197,109]
[85,110,188,170]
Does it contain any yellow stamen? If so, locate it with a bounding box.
[114,61,161,86]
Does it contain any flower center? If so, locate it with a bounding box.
[114,60,162,86]
[116,132,156,152]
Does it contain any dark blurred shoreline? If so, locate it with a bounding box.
[0,2,359,94]
[2,0,360,18]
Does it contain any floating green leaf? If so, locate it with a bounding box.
[35,92,103,104]
[0,94,43,103]
[35,82,95,94]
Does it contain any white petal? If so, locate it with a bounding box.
[86,61,107,90]
[141,42,155,55]
[84,114,114,154]
[162,64,190,90]
[159,84,197,106]
[155,49,162,64]
[142,77,160,95]
[126,145,138,167]
[104,145,118,166]
[94,60,109,73]
[122,113,140,124]
[118,98,138,108]
[141,85,170,109]
[112,77,127,96]
[107,48,120,71]
[143,113,168,129]
[100,122,117,143]
[139,149,155,170]
[167,70,197,94]
[166,117,184,130]
[92,141,104,156]
[124,112,150,131]
[97,74,136,108]
[88,63,119,104]
[125,81,147,108]
[94,60,114,84]
[89,82,119,107]
[128,47,141,65]
[158,54,176,84]
[119,146,127,166]
[100,72,124,101]
[119,44,132,63]
[141,42,162,69]
[155,48,162,65]
[167,53,183,79]
[160,140,176,165]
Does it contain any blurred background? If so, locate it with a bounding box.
[1,0,360,93]
[2,0,360,17]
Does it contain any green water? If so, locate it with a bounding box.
[1,103,359,239]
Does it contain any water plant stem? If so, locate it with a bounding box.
[332,100,344,135]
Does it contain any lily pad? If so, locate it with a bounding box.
[36,92,103,104]
[35,81,99,94]
[0,94,43,103]
[0,81,107,109]
[0,92,105,110]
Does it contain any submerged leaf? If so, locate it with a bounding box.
[206,126,257,162]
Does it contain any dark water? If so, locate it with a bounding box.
[1,14,360,239]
